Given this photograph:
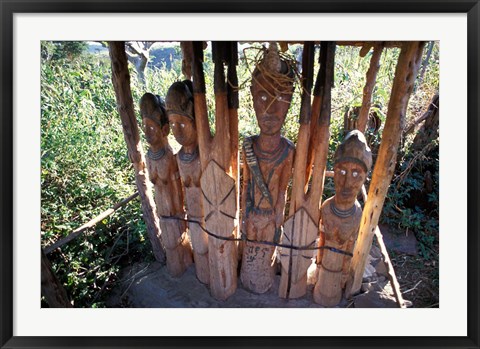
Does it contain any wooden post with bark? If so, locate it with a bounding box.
[345,41,426,298]
[356,42,384,133]
[41,249,71,307]
[191,41,238,300]
[279,41,336,299]
[108,41,166,264]
[227,43,241,246]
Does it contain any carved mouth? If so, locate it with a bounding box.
[260,115,279,124]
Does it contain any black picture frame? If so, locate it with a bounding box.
[1,1,479,348]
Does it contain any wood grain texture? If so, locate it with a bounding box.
[147,150,192,277]
[346,41,426,298]
[177,152,210,284]
[201,161,237,300]
[356,42,384,133]
[241,138,294,294]
[313,198,362,306]
[279,208,317,298]
[190,41,239,300]
[108,41,166,264]
[279,42,335,299]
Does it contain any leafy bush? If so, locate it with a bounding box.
[41,51,178,307]
[41,41,88,61]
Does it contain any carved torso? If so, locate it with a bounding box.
[319,197,362,272]
[240,135,294,293]
[146,146,183,217]
[176,148,203,218]
[244,135,295,218]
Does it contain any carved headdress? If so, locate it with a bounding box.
[139,92,168,127]
[334,130,373,172]
[252,42,295,94]
[165,80,195,120]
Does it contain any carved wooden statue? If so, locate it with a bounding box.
[240,42,295,294]
[313,130,372,306]
[165,80,210,284]
[140,93,192,277]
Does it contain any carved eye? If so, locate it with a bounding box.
[149,126,155,131]
[261,95,267,101]
[171,123,176,128]
[352,171,358,178]
[180,123,185,128]
[340,169,346,176]
[277,95,283,101]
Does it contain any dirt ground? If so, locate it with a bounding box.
[378,224,439,308]
[106,244,400,308]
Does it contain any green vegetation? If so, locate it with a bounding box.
[41,41,439,307]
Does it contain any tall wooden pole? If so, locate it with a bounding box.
[227,43,241,248]
[191,41,238,300]
[279,42,336,299]
[346,41,426,298]
[278,41,315,299]
[356,42,384,133]
[288,41,315,216]
[41,249,71,307]
[306,42,336,265]
[108,41,166,263]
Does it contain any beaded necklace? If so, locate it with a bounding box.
[330,200,356,218]
[178,147,199,163]
[147,147,167,161]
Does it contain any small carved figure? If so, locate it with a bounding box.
[313,130,372,306]
[140,93,192,277]
[165,80,210,284]
[240,42,295,294]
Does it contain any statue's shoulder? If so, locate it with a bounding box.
[321,197,334,210]
[281,136,295,151]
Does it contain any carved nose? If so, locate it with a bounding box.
[264,98,277,113]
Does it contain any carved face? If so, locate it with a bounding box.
[143,118,168,148]
[333,161,367,207]
[169,113,197,148]
[251,73,293,136]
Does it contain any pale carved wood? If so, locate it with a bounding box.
[166,81,210,284]
[146,149,193,277]
[201,161,237,297]
[321,172,406,308]
[240,42,295,294]
[241,136,295,293]
[279,208,317,292]
[313,198,362,306]
[108,41,166,264]
[345,41,426,298]
[313,130,372,306]
[140,91,192,277]
[279,42,335,299]
[190,41,239,300]
[176,152,209,284]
